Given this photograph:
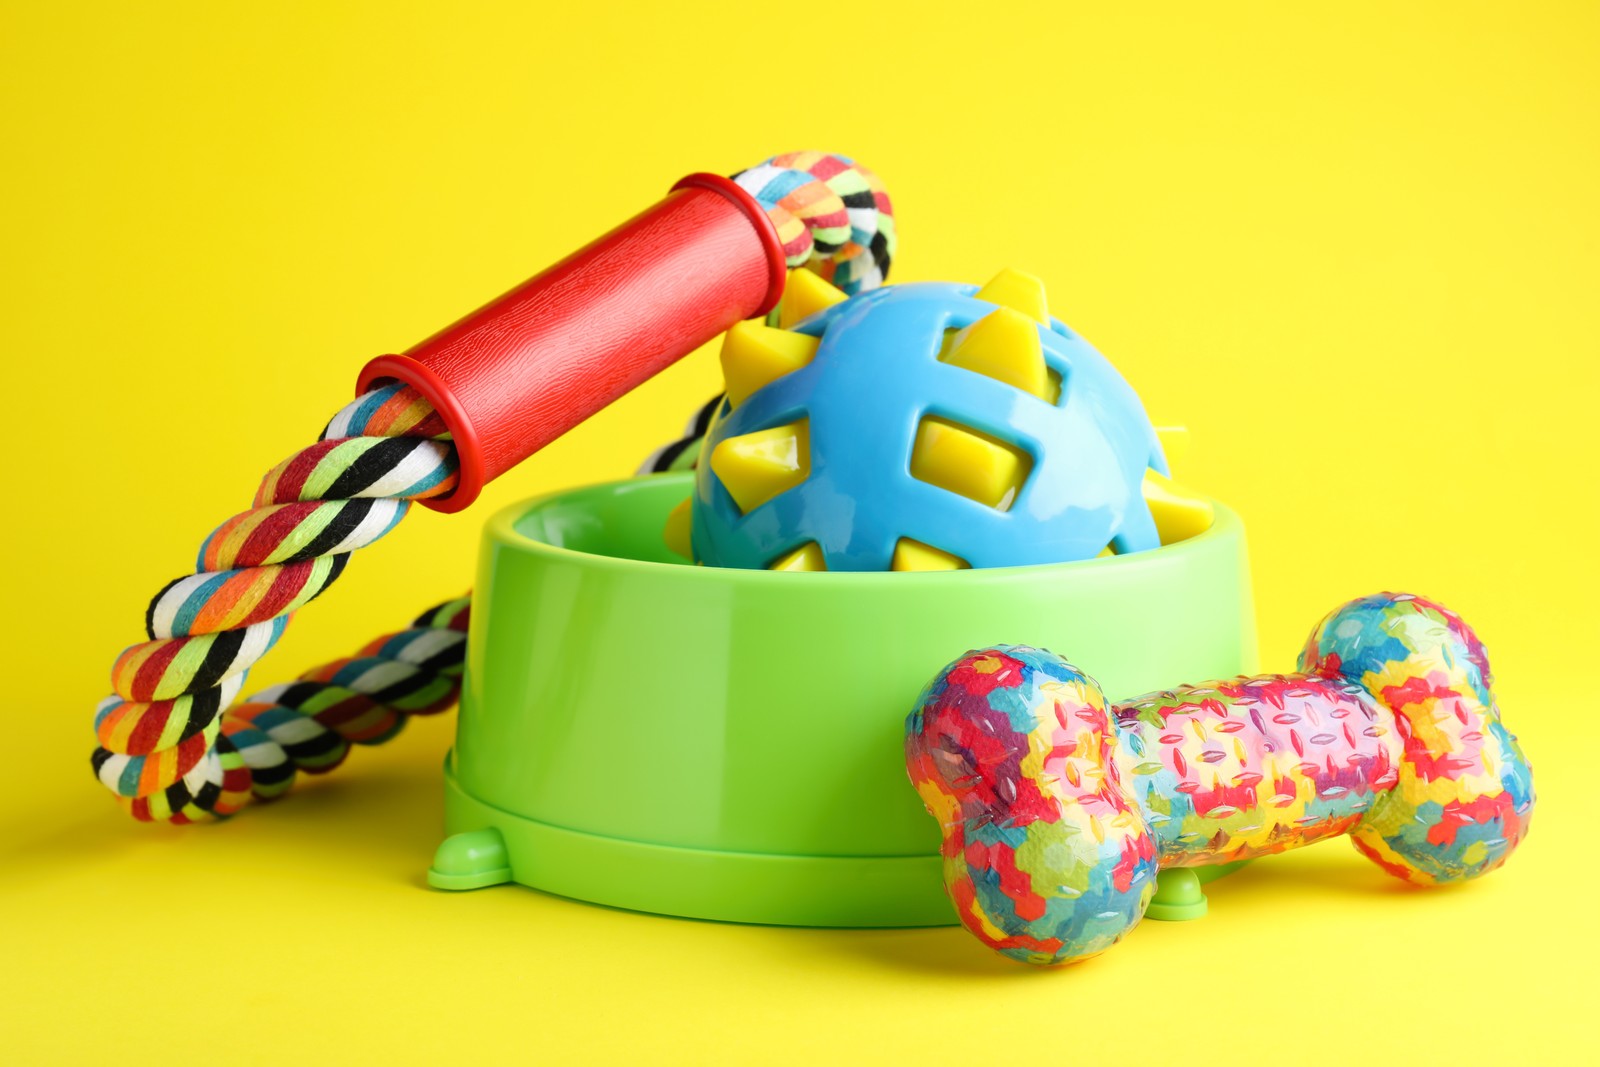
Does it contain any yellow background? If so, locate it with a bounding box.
[3,1,1596,1062]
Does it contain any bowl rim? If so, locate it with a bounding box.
[487,471,1243,586]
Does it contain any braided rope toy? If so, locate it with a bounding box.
[94,153,894,824]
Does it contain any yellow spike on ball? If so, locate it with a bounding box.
[939,307,1052,402]
[663,497,693,559]
[975,267,1049,324]
[910,416,1031,511]
[891,538,969,571]
[1142,470,1214,544]
[720,323,821,409]
[769,541,827,571]
[778,269,848,330]
[709,419,810,514]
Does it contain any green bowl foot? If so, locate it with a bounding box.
[1146,868,1209,922]
[429,828,513,891]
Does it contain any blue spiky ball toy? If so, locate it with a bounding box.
[672,269,1169,572]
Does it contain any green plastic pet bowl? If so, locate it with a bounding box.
[429,472,1256,926]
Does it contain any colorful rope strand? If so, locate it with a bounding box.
[93,383,462,822]
[733,151,895,294]
[641,153,898,474]
[95,151,895,823]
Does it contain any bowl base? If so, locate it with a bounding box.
[432,758,958,928]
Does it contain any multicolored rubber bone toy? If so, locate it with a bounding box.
[905,592,1535,966]
[94,152,894,822]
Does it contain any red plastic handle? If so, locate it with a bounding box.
[357,173,787,512]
